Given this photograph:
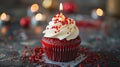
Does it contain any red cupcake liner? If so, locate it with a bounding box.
[42,40,80,62]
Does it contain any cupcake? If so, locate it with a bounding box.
[42,13,81,62]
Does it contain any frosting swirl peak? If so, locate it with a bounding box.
[43,13,79,40]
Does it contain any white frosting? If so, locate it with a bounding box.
[43,13,79,40]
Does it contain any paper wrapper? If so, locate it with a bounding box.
[42,40,80,62]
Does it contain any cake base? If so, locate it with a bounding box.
[42,54,87,67]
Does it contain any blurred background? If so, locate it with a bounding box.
[0,0,106,19]
[0,0,120,66]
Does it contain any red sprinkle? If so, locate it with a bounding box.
[58,30,60,32]
[54,31,57,33]
[65,17,68,19]
[55,19,58,21]
[46,28,49,30]
[53,15,56,17]
[79,64,84,67]
[70,21,74,24]
[52,26,59,30]
[69,19,71,21]
[67,32,69,34]
[59,26,61,28]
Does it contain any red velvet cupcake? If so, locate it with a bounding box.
[42,13,81,62]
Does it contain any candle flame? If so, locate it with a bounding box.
[0,13,7,21]
[30,4,39,12]
[59,3,63,11]
[96,8,103,16]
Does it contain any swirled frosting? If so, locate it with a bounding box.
[43,13,79,40]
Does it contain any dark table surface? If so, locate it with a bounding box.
[0,18,120,67]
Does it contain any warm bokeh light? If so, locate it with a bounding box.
[30,4,39,12]
[1,26,7,35]
[35,13,46,21]
[96,8,104,16]
[0,13,7,21]
[35,13,43,21]
[34,26,43,34]
[59,3,63,11]
[42,0,52,9]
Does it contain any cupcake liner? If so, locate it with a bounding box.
[42,41,80,62]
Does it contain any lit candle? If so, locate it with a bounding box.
[59,3,63,12]
[59,3,65,17]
